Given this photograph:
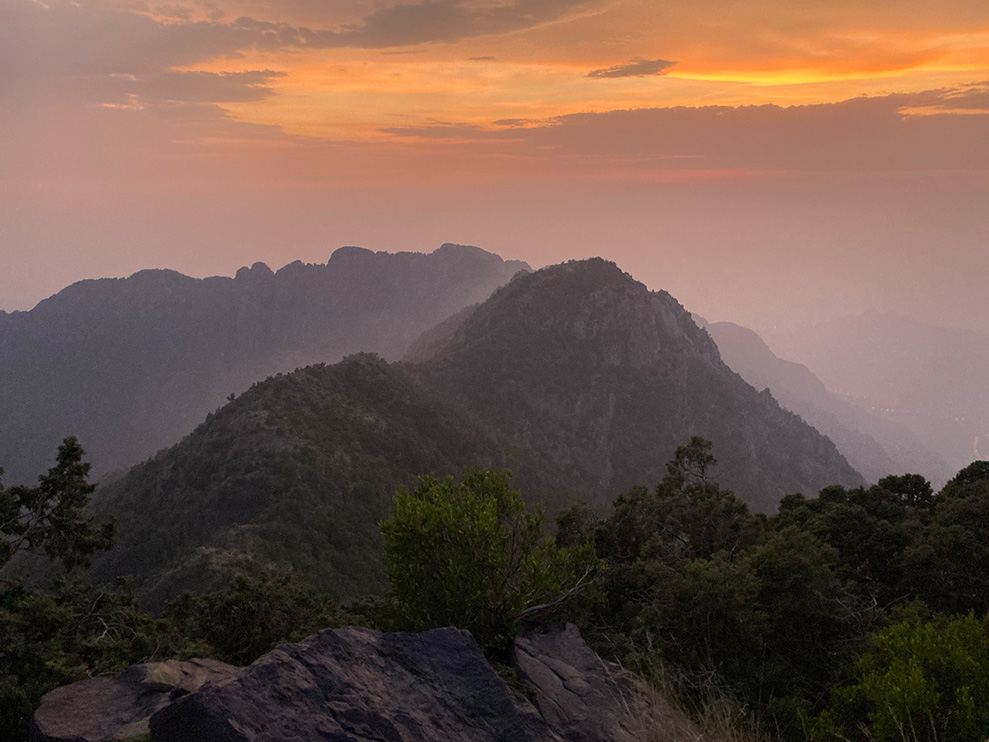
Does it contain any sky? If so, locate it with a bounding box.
[2,0,988,334]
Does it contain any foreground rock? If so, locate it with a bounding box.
[30,658,239,742]
[33,624,691,742]
[150,626,552,741]
[516,624,690,742]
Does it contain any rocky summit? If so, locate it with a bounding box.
[31,624,687,742]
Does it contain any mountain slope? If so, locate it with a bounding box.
[0,244,527,485]
[413,260,863,511]
[704,321,954,487]
[87,354,572,607]
[83,259,862,605]
[769,313,989,470]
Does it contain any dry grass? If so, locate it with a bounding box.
[622,654,779,742]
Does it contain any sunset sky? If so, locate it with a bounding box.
[3,0,988,333]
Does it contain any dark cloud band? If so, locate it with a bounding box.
[587,59,677,78]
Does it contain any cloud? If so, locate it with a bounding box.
[379,84,989,175]
[587,59,677,79]
[228,0,598,49]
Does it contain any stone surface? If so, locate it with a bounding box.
[516,623,676,742]
[149,626,558,742]
[30,658,239,742]
[32,624,693,742]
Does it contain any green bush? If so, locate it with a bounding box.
[813,613,989,742]
[380,469,600,655]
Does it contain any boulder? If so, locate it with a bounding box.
[515,623,692,742]
[30,658,239,742]
[33,624,691,742]
[149,626,558,741]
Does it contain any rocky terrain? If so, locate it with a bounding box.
[31,624,689,742]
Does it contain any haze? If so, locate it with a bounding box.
[2,0,988,335]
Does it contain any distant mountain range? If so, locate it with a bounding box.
[767,313,989,472]
[86,259,862,606]
[701,320,954,487]
[0,244,528,485]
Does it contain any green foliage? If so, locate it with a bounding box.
[901,461,989,615]
[586,439,866,738]
[0,437,114,572]
[813,613,989,742]
[0,581,204,739]
[168,572,358,665]
[381,469,600,655]
[89,356,540,607]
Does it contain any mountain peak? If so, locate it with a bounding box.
[415,258,859,509]
[428,257,720,371]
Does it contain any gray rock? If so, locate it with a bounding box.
[149,626,558,742]
[33,624,693,742]
[516,623,687,742]
[30,658,239,742]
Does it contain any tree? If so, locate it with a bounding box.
[813,614,989,742]
[380,469,599,655]
[168,572,357,665]
[1,437,114,572]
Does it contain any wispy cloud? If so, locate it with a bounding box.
[587,59,676,79]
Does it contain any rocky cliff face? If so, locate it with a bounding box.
[31,624,688,742]
[0,244,528,485]
[416,259,862,511]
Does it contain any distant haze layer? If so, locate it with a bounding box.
[2,0,987,335]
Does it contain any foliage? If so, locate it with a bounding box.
[381,468,600,655]
[0,581,204,737]
[812,613,989,742]
[1,437,114,572]
[168,572,358,665]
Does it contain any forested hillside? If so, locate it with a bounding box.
[86,355,576,607]
[416,259,862,511]
[82,259,862,608]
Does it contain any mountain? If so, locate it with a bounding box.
[768,312,989,471]
[0,244,528,486]
[703,321,954,487]
[86,354,572,607]
[412,259,862,512]
[84,258,862,605]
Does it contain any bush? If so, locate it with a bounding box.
[813,613,989,742]
[380,469,600,655]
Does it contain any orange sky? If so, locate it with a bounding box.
[2,0,988,332]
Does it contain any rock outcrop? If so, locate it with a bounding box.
[30,658,239,742]
[517,624,657,742]
[32,624,686,742]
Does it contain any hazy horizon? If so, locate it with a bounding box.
[3,0,988,335]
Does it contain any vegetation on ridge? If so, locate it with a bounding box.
[5,437,989,741]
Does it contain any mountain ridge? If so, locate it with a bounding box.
[0,244,528,485]
[703,320,954,486]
